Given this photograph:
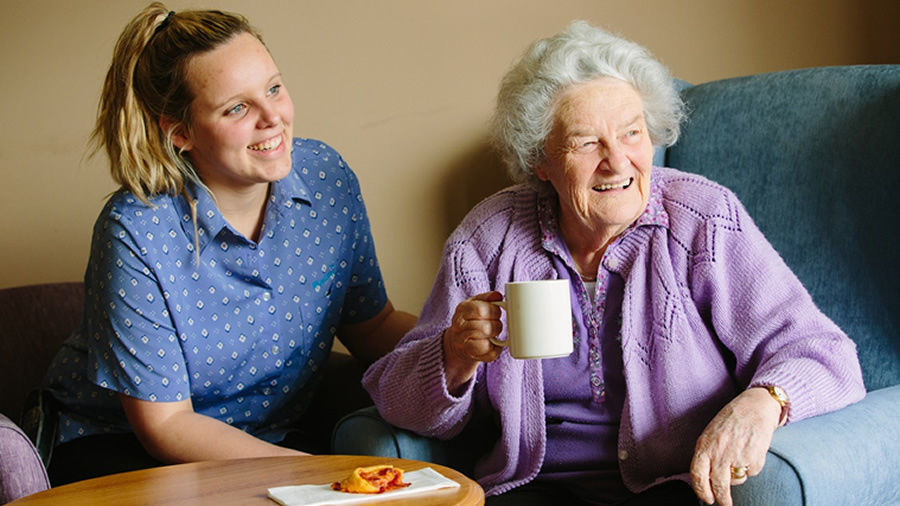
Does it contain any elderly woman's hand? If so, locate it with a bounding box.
[442,291,504,392]
[690,387,782,506]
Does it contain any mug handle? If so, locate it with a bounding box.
[488,300,508,347]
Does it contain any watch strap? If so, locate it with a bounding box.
[763,385,790,426]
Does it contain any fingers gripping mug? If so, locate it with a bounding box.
[489,279,574,359]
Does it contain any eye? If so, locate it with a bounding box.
[267,84,282,97]
[622,128,642,143]
[225,103,246,116]
[574,139,598,153]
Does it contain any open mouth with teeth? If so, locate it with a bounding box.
[248,134,283,152]
[592,177,633,192]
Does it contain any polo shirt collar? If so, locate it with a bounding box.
[175,170,313,254]
[173,181,227,255]
[270,168,313,215]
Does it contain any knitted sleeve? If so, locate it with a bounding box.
[362,233,493,438]
[689,188,865,423]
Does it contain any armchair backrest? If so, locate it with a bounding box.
[666,65,900,390]
[0,282,84,421]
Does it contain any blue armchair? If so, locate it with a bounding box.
[668,65,899,505]
[333,65,900,505]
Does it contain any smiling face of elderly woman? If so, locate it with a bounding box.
[536,77,654,248]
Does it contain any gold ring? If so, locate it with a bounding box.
[730,465,750,480]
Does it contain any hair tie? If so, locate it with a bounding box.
[153,11,176,35]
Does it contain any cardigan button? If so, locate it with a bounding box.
[607,257,619,270]
[618,449,629,461]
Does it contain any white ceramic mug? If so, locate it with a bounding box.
[489,279,574,359]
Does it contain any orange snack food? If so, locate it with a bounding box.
[331,464,411,494]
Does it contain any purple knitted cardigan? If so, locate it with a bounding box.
[363,167,865,496]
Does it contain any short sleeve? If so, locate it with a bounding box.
[84,209,190,402]
[337,163,388,324]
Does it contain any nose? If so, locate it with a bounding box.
[600,142,629,171]
[257,103,281,128]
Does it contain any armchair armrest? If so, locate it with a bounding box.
[733,385,900,505]
[0,413,51,503]
[335,386,900,504]
[331,406,480,475]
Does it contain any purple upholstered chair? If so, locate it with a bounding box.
[0,414,50,503]
[0,282,83,503]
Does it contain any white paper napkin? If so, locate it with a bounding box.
[267,466,461,505]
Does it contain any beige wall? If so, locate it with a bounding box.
[1,0,897,316]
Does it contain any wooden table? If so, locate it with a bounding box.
[11,455,484,505]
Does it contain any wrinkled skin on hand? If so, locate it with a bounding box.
[442,291,504,392]
[690,387,782,505]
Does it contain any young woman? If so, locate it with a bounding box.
[43,2,415,485]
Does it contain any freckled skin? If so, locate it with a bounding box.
[177,33,295,197]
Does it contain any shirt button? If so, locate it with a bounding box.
[272,346,280,354]
[262,292,271,301]
[618,449,629,461]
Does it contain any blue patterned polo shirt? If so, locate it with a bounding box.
[45,138,387,444]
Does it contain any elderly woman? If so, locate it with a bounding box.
[363,21,865,505]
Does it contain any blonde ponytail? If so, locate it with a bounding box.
[89,2,259,206]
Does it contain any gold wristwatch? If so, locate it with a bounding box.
[764,385,790,426]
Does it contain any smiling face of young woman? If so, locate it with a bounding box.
[536,77,654,249]
[175,32,295,196]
